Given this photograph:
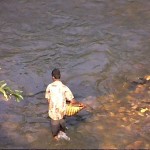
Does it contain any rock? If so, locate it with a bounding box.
[25,133,38,143]
[138,112,144,116]
[1,122,19,131]
[117,100,121,104]
[122,117,127,122]
[135,85,145,93]
[125,125,131,131]
[126,140,143,149]
[131,104,138,110]
[101,143,117,149]
[118,107,126,113]
[97,125,104,130]
[144,75,150,81]
[109,112,115,117]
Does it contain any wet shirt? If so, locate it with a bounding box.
[45,80,74,120]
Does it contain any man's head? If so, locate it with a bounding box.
[51,68,61,79]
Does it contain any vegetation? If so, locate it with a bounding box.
[0,80,23,102]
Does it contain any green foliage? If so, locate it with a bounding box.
[0,80,23,102]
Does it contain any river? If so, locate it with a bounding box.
[0,0,150,149]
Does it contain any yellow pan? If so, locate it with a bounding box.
[65,103,85,116]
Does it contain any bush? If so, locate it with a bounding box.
[0,80,23,102]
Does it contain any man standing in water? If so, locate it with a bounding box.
[45,68,77,141]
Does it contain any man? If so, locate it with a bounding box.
[45,68,77,141]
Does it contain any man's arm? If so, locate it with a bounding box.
[65,86,85,107]
[70,98,85,107]
[45,86,51,103]
[70,98,78,104]
[47,99,50,103]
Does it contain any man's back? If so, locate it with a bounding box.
[45,80,74,120]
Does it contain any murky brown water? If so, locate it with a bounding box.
[0,0,150,149]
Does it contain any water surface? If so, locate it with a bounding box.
[0,0,150,149]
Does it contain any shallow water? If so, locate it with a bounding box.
[0,0,150,149]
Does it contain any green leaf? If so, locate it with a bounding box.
[0,88,9,100]
[0,80,24,102]
[0,83,7,89]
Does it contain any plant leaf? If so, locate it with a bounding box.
[0,88,9,100]
[0,83,7,89]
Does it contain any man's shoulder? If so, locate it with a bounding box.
[49,81,63,87]
[47,81,69,89]
[62,84,70,91]
[47,82,53,88]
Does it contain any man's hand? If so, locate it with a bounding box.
[79,103,86,107]
[70,99,86,107]
[70,98,78,104]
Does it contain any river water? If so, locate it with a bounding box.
[0,0,150,149]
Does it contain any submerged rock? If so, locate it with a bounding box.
[126,140,144,149]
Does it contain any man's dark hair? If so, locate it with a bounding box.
[51,68,61,79]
